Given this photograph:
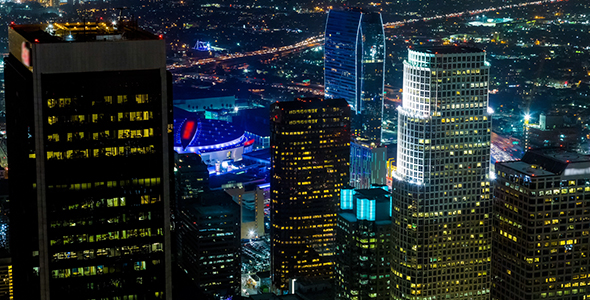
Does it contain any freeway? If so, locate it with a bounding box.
[167,0,566,71]
[168,36,323,71]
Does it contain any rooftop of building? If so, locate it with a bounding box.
[11,21,160,44]
[409,45,484,54]
[497,148,590,177]
[339,212,357,223]
[355,188,390,199]
[271,97,350,110]
[243,148,271,161]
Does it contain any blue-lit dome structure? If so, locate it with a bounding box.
[174,108,247,164]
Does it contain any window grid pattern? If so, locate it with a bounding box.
[391,48,492,300]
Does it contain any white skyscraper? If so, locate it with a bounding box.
[391,46,492,299]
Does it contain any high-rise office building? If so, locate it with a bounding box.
[270,98,351,292]
[324,9,385,145]
[176,190,240,298]
[5,23,172,299]
[390,46,492,299]
[492,149,590,300]
[336,188,392,300]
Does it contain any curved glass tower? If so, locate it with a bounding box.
[324,9,385,145]
[391,46,492,299]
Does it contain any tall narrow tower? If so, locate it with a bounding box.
[324,9,385,145]
[390,46,492,299]
[270,98,350,292]
[5,23,172,299]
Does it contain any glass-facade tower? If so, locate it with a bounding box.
[270,98,350,292]
[6,23,172,299]
[390,46,492,299]
[324,9,385,145]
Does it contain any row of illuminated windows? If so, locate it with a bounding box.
[50,211,152,228]
[52,261,147,279]
[47,95,150,109]
[288,119,318,125]
[408,54,485,64]
[53,243,162,261]
[46,145,155,160]
[48,179,161,192]
[48,111,153,126]
[540,289,586,298]
[62,195,158,211]
[287,109,318,115]
[90,296,138,300]
[48,129,154,143]
[50,228,163,246]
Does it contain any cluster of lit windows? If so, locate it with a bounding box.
[51,211,152,228]
[46,145,155,160]
[52,243,163,261]
[47,179,161,191]
[50,228,163,246]
[47,95,150,109]
[287,108,318,114]
[52,261,148,278]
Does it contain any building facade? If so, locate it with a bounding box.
[350,142,388,189]
[324,9,385,145]
[492,149,590,300]
[270,98,350,292]
[5,23,172,299]
[336,188,392,300]
[225,183,267,239]
[390,46,492,299]
[176,191,241,298]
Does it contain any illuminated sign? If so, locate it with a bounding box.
[21,42,31,67]
[564,166,590,176]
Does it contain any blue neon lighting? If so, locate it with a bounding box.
[341,188,353,210]
[356,198,375,221]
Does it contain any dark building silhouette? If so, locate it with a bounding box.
[5,23,172,299]
[270,98,351,292]
[175,152,210,200]
[492,149,590,300]
[176,191,241,298]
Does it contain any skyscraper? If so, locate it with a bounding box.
[270,98,350,292]
[176,190,240,298]
[492,149,590,300]
[324,9,385,145]
[390,46,492,299]
[336,188,392,300]
[5,22,172,299]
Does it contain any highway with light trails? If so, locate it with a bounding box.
[167,0,566,72]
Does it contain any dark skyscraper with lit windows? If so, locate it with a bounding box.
[5,23,172,299]
[390,46,492,299]
[324,9,385,145]
[270,98,350,293]
[492,149,590,300]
